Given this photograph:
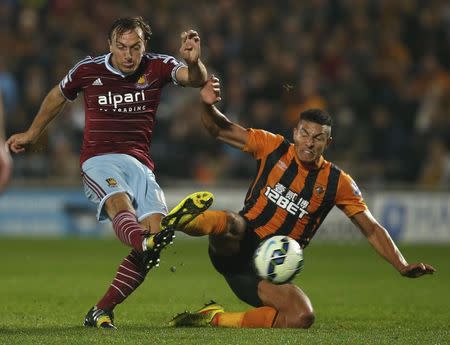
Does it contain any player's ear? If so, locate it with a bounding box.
[293,127,299,140]
[326,136,332,148]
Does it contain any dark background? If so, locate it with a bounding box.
[1,0,449,188]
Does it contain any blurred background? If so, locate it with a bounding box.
[0,0,449,241]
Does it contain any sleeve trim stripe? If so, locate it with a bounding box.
[171,63,186,86]
[66,56,92,82]
[58,83,74,102]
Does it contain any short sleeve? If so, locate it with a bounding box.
[59,56,93,101]
[242,128,285,159]
[152,54,185,86]
[335,172,367,217]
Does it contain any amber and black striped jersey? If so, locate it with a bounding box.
[239,129,367,248]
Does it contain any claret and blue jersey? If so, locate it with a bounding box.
[59,52,184,171]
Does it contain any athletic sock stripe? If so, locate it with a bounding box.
[113,213,136,227]
[114,217,131,227]
[113,212,144,251]
[96,250,149,311]
[123,257,135,264]
[113,211,136,221]
[110,284,126,297]
[113,278,134,291]
[114,211,131,218]
[113,217,143,246]
[127,229,141,243]
[113,220,130,237]
[124,257,141,267]
[119,222,136,233]
[117,220,140,232]
[117,271,142,285]
[119,265,144,279]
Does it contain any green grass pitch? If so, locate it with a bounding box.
[0,238,448,345]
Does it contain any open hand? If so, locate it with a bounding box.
[179,30,201,65]
[200,76,221,105]
[400,263,436,278]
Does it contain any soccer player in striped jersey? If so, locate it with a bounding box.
[169,76,436,329]
[6,17,211,329]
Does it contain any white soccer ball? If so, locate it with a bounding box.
[253,235,304,284]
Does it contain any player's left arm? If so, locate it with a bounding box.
[176,30,207,87]
[351,210,436,278]
[337,172,436,278]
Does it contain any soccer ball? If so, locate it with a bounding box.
[253,235,304,284]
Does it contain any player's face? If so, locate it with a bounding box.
[109,28,146,74]
[293,120,332,165]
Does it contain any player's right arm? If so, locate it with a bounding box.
[6,85,67,153]
[200,76,248,149]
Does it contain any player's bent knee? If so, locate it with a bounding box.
[225,212,246,238]
[209,212,246,255]
[260,282,315,328]
[295,311,315,329]
[278,310,315,329]
[105,192,134,219]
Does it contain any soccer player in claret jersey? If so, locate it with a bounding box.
[168,77,436,329]
[6,17,213,329]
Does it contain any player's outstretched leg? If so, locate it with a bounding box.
[169,301,278,328]
[83,249,148,329]
[84,227,176,329]
[161,191,214,231]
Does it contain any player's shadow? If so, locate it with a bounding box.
[0,325,168,336]
[0,326,84,336]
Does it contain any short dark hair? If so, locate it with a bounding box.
[108,16,152,42]
[299,109,333,127]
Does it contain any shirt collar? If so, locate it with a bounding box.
[104,53,128,78]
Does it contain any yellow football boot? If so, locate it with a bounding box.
[169,301,224,327]
[161,191,214,231]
